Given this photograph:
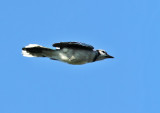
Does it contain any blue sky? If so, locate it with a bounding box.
[0,0,160,113]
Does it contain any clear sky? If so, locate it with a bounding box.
[0,0,160,113]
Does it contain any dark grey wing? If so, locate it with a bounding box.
[53,42,94,50]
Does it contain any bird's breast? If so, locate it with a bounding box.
[58,48,95,64]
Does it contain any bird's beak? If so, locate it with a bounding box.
[106,55,114,58]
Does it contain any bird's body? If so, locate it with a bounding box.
[51,48,97,64]
[22,42,114,65]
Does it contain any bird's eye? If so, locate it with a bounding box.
[102,51,107,54]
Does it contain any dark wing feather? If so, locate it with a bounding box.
[53,42,94,50]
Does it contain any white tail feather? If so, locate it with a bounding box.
[22,44,54,57]
[25,44,43,48]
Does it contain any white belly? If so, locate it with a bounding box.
[56,48,95,65]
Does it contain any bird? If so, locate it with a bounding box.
[22,42,114,65]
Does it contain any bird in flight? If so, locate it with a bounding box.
[22,42,114,65]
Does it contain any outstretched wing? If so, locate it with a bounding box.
[53,42,94,50]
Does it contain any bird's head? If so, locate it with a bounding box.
[96,49,114,61]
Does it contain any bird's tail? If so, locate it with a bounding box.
[22,44,54,57]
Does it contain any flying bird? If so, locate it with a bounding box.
[22,42,114,65]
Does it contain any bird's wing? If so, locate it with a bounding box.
[53,42,94,50]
